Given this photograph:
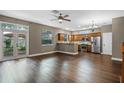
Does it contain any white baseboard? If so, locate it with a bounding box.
[28,51,78,57]
[0,51,78,61]
[111,57,122,61]
[56,51,78,55]
[101,52,112,56]
[28,51,56,57]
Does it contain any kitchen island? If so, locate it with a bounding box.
[56,43,78,55]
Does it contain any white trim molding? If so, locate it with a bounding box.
[101,52,112,56]
[28,51,56,57]
[111,57,122,61]
[28,51,78,57]
[0,51,79,61]
[56,51,78,55]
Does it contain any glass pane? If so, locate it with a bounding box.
[17,34,26,55]
[3,32,14,57]
[0,22,29,31]
[64,34,68,41]
[79,30,91,34]
[41,31,53,44]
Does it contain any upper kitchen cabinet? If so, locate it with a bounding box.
[58,33,64,41]
[58,33,69,42]
[58,32,101,42]
[89,32,101,37]
[71,34,83,41]
[71,34,91,41]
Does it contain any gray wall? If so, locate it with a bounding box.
[112,16,124,59]
[29,22,71,54]
[0,15,71,55]
[101,25,112,33]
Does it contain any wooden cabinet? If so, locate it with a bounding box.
[89,32,101,37]
[71,34,85,41]
[87,45,91,52]
[58,33,72,42]
[71,32,101,41]
[78,45,81,51]
[73,35,83,41]
[78,44,91,52]
[58,32,101,42]
[121,42,124,82]
[70,35,74,41]
[58,33,64,41]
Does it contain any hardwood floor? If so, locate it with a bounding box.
[0,52,121,83]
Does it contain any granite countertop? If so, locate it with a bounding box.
[78,41,92,45]
[57,41,92,45]
[57,42,78,45]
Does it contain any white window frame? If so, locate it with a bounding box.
[0,21,29,61]
[41,28,54,46]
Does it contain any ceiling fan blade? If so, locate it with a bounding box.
[63,19,71,22]
[50,19,58,21]
[64,15,69,18]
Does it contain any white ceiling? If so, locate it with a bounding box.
[0,10,124,31]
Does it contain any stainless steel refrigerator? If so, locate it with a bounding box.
[91,36,101,53]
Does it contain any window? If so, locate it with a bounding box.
[41,29,53,45]
[79,30,91,34]
[64,34,68,41]
[0,21,29,31]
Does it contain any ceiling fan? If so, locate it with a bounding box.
[88,20,99,32]
[51,10,71,23]
[80,20,99,32]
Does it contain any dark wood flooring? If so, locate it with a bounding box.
[0,52,121,83]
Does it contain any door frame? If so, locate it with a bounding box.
[15,31,29,58]
[0,29,29,61]
[102,32,112,55]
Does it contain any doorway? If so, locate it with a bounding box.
[102,32,112,55]
[2,30,28,60]
[0,22,29,61]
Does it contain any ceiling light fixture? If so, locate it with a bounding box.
[58,19,63,23]
[88,20,98,32]
[77,21,99,31]
[51,11,71,24]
